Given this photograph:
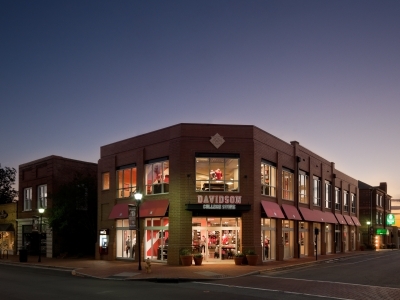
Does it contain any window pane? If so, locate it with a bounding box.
[102,172,110,190]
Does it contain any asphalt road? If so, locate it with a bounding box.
[210,250,400,300]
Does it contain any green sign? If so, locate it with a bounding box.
[376,229,389,235]
[387,214,395,225]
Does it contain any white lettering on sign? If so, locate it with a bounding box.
[197,195,242,204]
[202,204,236,210]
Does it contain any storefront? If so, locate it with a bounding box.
[0,224,15,256]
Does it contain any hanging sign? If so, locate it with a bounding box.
[386,214,395,226]
[128,204,137,230]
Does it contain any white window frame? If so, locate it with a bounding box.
[313,176,321,207]
[325,181,331,209]
[298,171,308,204]
[24,188,32,211]
[351,193,356,213]
[261,162,276,197]
[343,191,349,212]
[282,169,294,200]
[335,187,341,211]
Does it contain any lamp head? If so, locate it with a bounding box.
[38,208,45,214]
[134,192,143,201]
[366,221,371,225]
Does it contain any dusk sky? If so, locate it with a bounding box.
[1,1,399,198]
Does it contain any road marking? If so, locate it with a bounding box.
[194,282,352,300]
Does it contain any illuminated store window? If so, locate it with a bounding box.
[282,169,294,200]
[298,171,308,204]
[24,188,32,211]
[102,172,110,190]
[351,193,356,213]
[313,176,321,206]
[261,161,276,197]
[117,165,137,198]
[195,154,239,192]
[343,191,349,212]
[145,159,169,195]
[335,187,341,210]
[325,181,332,209]
[38,185,47,209]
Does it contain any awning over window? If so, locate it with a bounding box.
[261,201,285,219]
[343,215,354,226]
[109,200,169,219]
[0,223,14,231]
[351,216,361,226]
[140,199,169,217]
[322,211,338,224]
[299,207,319,222]
[335,213,347,225]
[109,203,131,219]
[282,204,302,220]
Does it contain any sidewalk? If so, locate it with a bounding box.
[0,251,370,281]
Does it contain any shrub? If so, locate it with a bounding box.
[235,252,245,257]
[180,248,192,256]
[245,249,256,255]
[193,253,203,258]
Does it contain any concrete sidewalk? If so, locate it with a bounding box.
[0,251,370,281]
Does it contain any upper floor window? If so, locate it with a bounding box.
[102,172,110,190]
[282,169,294,200]
[351,193,356,213]
[38,185,47,209]
[325,181,331,209]
[313,176,321,207]
[379,195,382,207]
[117,165,137,198]
[261,161,276,197]
[196,154,239,192]
[335,187,341,210]
[145,159,169,195]
[343,191,349,212]
[388,199,391,210]
[24,188,32,211]
[298,171,308,204]
[376,194,379,206]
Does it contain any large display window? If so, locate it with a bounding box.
[195,155,239,192]
[282,220,294,258]
[298,171,308,204]
[116,165,137,198]
[282,169,294,200]
[145,159,169,195]
[299,221,308,257]
[261,218,276,261]
[115,219,137,259]
[144,217,169,261]
[192,217,241,261]
[261,161,276,197]
[325,224,333,254]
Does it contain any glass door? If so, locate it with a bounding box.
[299,222,308,257]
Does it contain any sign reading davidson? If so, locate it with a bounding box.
[197,195,242,204]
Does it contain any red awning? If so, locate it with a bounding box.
[282,204,303,220]
[323,211,338,224]
[343,215,354,226]
[335,213,347,225]
[139,199,169,217]
[109,203,130,219]
[261,201,285,219]
[351,216,361,226]
[299,207,319,222]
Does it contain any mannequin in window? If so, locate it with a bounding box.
[126,236,131,257]
[264,238,269,259]
[215,169,223,180]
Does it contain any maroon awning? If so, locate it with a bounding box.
[261,201,285,219]
[140,199,169,217]
[351,216,361,226]
[299,207,319,222]
[109,203,130,219]
[323,211,338,224]
[343,215,354,226]
[335,213,347,225]
[282,204,303,220]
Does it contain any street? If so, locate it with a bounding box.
[0,251,399,300]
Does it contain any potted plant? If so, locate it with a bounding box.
[180,248,193,266]
[193,253,203,266]
[234,252,245,265]
[245,249,259,266]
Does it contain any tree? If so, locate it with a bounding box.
[0,164,18,204]
[47,173,97,257]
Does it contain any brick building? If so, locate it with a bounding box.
[0,202,17,255]
[17,156,97,257]
[358,181,396,249]
[97,123,361,265]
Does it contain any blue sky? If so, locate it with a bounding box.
[1,1,399,198]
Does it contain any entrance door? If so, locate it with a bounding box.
[299,222,308,257]
[282,220,294,259]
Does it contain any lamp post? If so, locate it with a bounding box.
[366,221,371,246]
[134,192,143,271]
[38,208,45,262]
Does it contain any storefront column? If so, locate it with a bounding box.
[321,223,326,255]
[308,224,314,256]
[276,220,284,261]
[294,221,300,259]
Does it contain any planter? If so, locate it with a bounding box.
[246,254,259,266]
[193,256,203,266]
[234,256,244,265]
[180,255,193,266]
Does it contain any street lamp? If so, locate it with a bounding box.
[134,192,143,271]
[366,221,371,246]
[38,208,45,262]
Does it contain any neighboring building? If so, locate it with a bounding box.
[97,123,361,265]
[358,181,394,249]
[17,156,97,257]
[0,202,17,255]
[390,199,400,227]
